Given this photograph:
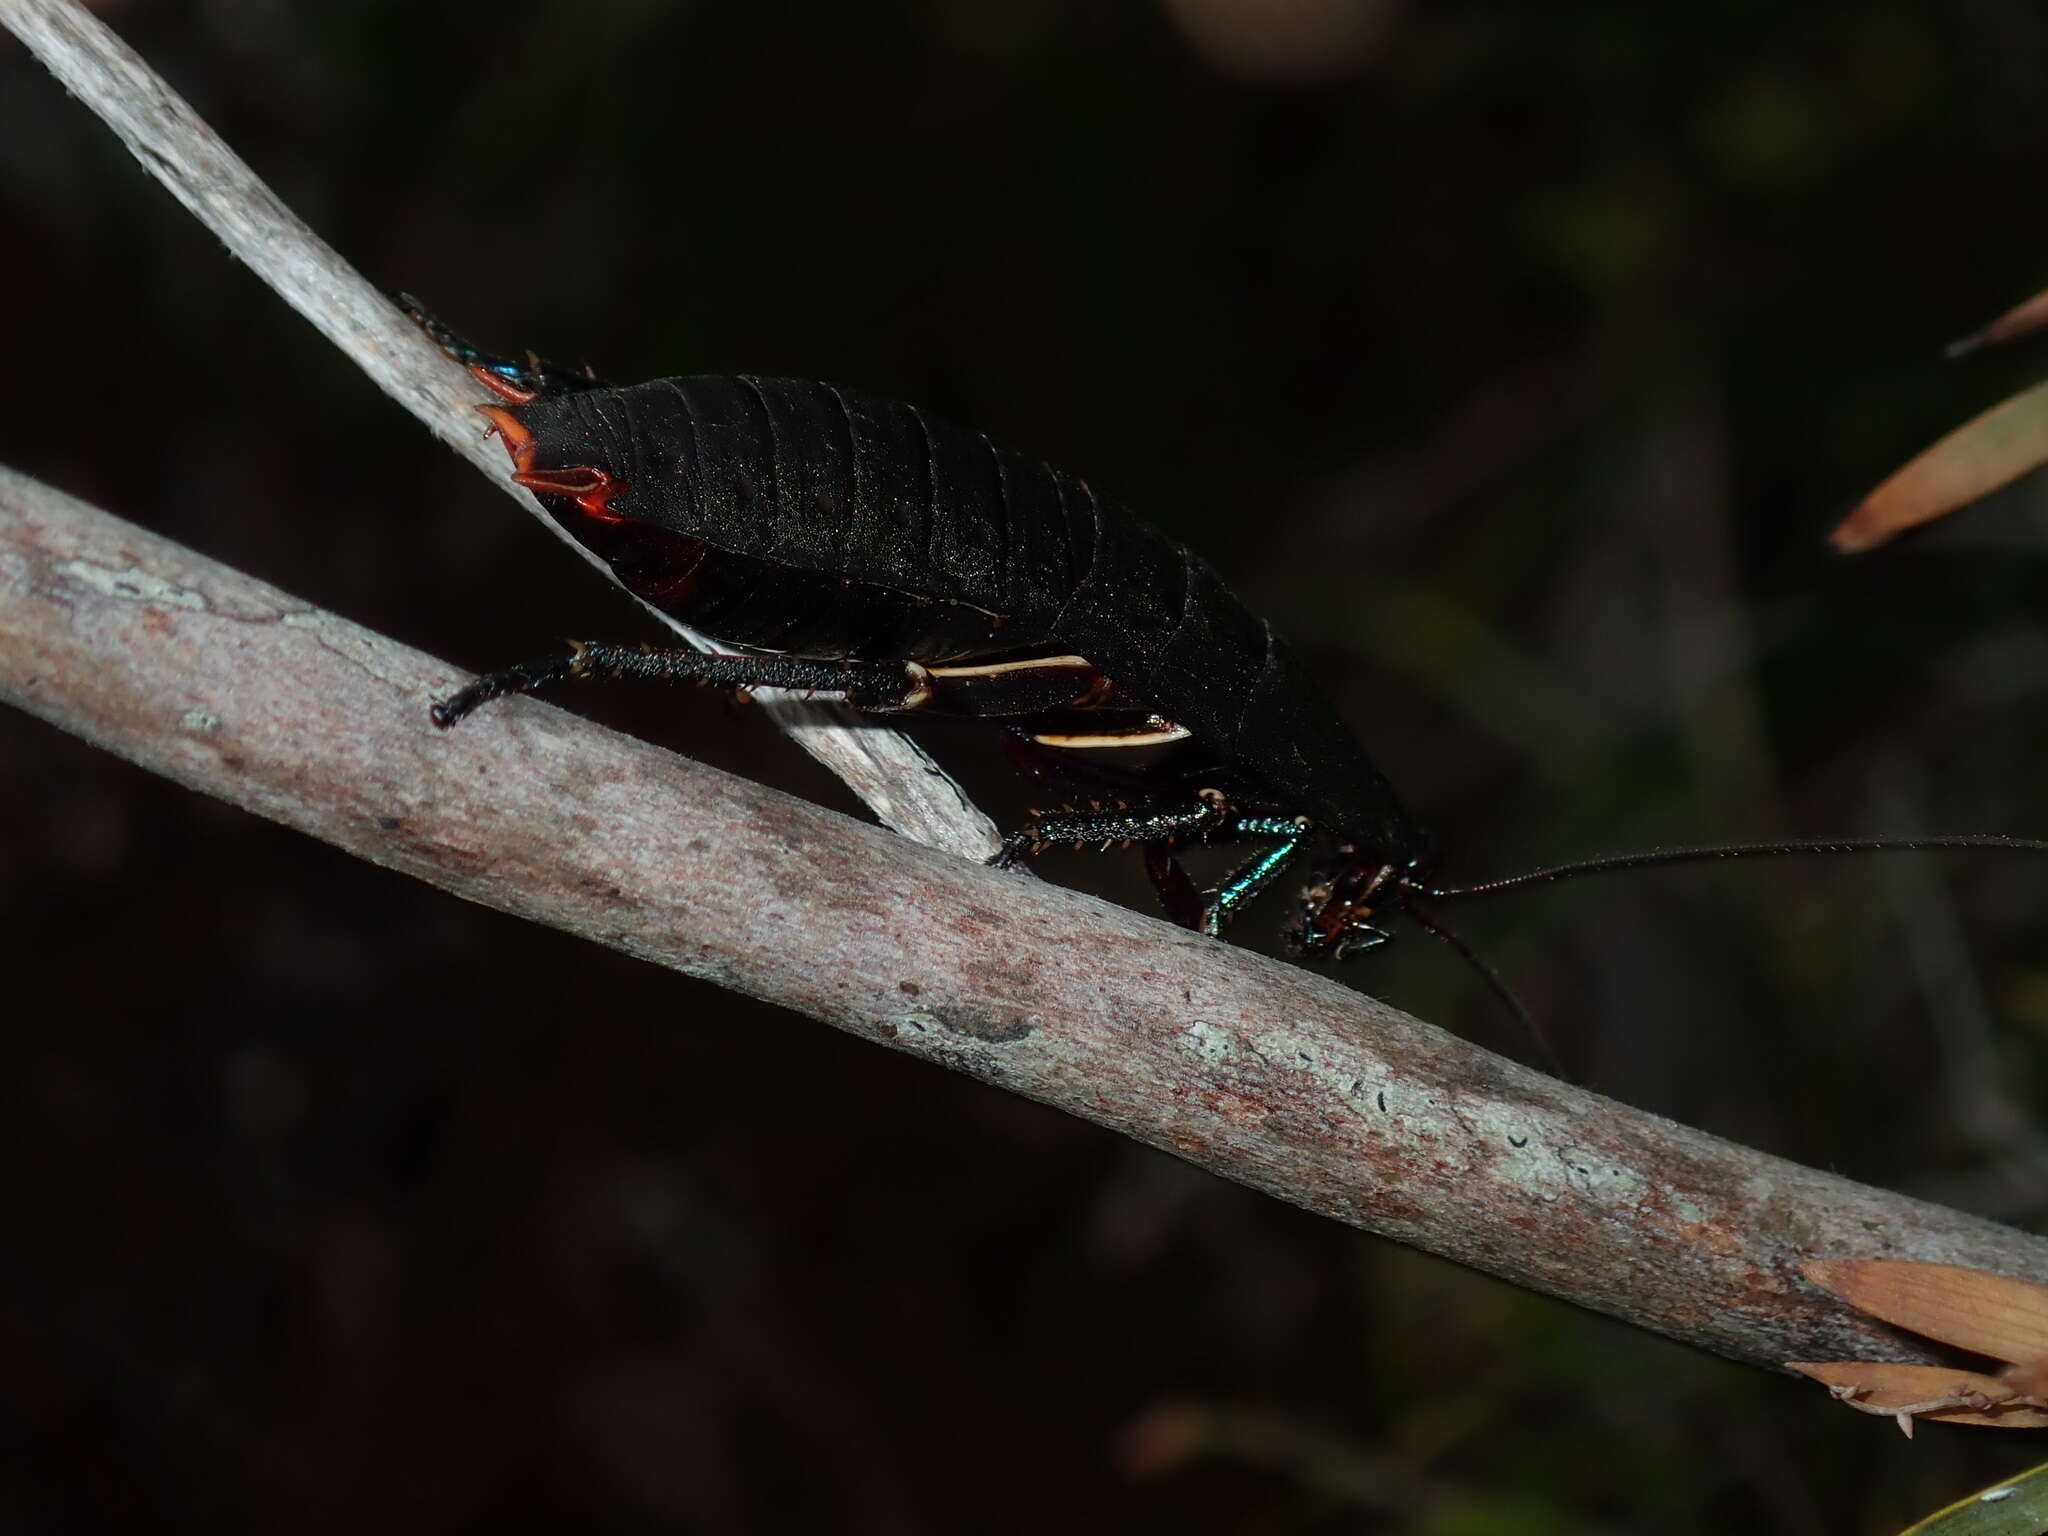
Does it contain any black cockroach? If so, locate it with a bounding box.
[408,300,2047,1040]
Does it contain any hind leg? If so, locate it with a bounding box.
[429,642,932,727]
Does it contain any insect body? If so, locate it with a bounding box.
[413,303,1431,954]
[412,303,2048,996]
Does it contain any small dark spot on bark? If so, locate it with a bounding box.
[687,836,711,854]
[377,815,401,832]
[1509,1134,1528,1148]
[939,1010,1033,1044]
[221,755,245,772]
[899,980,921,996]
[1377,1091,1388,1113]
[768,868,812,905]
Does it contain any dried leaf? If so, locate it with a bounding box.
[1787,1362,2048,1431]
[1805,1261,2048,1365]
[1832,376,2048,551]
[1949,285,2048,358]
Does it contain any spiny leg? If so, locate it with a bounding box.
[1202,818,1314,937]
[431,641,928,727]
[992,795,1316,937]
[992,790,1235,870]
[999,735,1210,927]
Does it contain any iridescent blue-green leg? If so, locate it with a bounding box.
[992,798,1323,938]
[1200,817,1315,937]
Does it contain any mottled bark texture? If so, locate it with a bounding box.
[4,464,2047,1374]
[0,0,999,860]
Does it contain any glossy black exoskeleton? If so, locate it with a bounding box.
[410,302,1435,954]
[410,300,2048,1011]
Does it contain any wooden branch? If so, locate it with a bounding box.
[8,0,2047,1385]
[5,462,2046,1374]
[0,0,1000,862]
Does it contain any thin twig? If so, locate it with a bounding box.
[5,464,2048,1373]
[0,0,1000,861]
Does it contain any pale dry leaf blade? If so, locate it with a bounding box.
[1832,377,2048,551]
[1806,1261,2048,1365]
[1949,285,2048,358]
[1787,1362,2048,1430]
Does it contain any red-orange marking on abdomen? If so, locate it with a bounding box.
[479,404,627,521]
[576,473,626,522]
[510,466,628,523]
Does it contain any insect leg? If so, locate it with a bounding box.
[921,658,1189,738]
[992,798,1314,935]
[991,789,1235,871]
[997,736,1209,926]
[1201,818,1314,938]
[399,294,606,401]
[920,655,1112,717]
[430,642,928,727]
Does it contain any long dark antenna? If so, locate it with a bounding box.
[1405,897,1566,1078]
[1418,834,2048,904]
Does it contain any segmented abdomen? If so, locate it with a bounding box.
[511,375,1426,857]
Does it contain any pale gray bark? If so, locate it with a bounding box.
[0,0,999,861]
[4,463,2046,1374]
[7,0,2047,1380]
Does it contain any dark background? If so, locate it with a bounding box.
[4,0,2048,1530]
